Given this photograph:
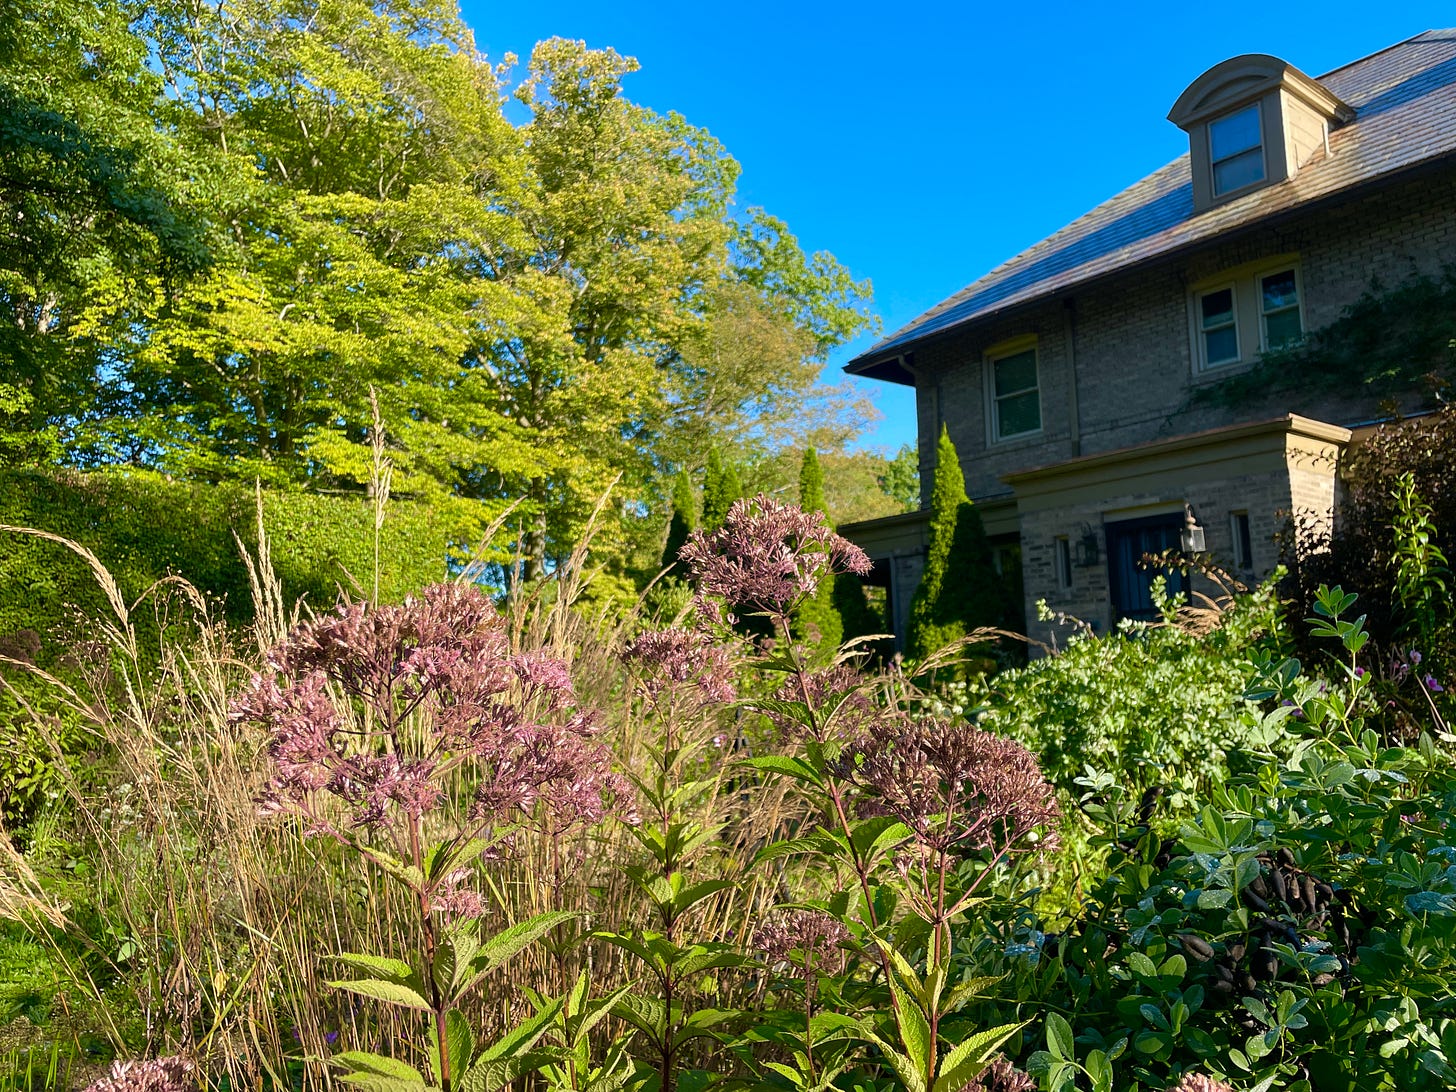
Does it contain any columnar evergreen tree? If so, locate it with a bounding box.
[661,470,696,578]
[701,447,742,531]
[905,426,1004,661]
[792,448,844,651]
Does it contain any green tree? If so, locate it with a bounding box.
[661,470,697,578]
[0,0,218,454]
[701,447,742,531]
[905,426,1003,661]
[879,444,921,512]
[792,449,844,651]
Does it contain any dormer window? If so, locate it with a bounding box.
[1209,105,1264,196]
[1169,54,1352,213]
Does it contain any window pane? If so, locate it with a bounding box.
[993,350,1037,396]
[1264,307,1302,348]
[1261,269,1298,312]
[1213,148,1264,194]
[1210,105,1261,159]
[997,390,1040,436]
[1200,288,1233,329]
[1204,325,1239,364]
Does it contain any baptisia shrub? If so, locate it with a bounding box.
[232,582,630,1092]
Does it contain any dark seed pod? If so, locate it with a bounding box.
[1277,847,1295,867]
[1241,971,1258,994]
[1312,972,1336,988]
[1226,941,1247,963]
[1248,874,1271,900]
[1242,888,1270,912]
[1180,934,1215,961]
[1269,868,1288,905]
[1213,962,1235,983]
[1302,875,1318,911]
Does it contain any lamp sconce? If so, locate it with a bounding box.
[1075,524,1099,567]
[1180,503,1206,554]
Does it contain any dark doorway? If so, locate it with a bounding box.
[1105,512,1190,621]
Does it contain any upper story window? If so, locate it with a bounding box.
[1190,258,1303,372]
[987,340,1041,442]
[1209,104,1265,196]
[1169,55,1352,213]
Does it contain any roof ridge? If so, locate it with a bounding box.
[1315,28,1445,81]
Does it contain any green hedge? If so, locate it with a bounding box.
[0,468,471,652]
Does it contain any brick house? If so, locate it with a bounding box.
[840,30,1456,648]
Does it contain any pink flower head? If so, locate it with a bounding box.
[679,495,870,626]
[233,583,628,838]
[622,626,736,704]
[84,1057,196,1092]
[753,908,851,999]
[829,716,1060,856]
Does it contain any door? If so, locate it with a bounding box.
[1105,513,1190,622]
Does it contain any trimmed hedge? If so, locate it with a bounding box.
[0,468,470,655]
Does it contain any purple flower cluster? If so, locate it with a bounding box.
[83,1057,195,1092]
[233,583,628,837]
[678,494,870,626]
[752,908,851,976]
[622,626,736,704]
[829,717,1060,856]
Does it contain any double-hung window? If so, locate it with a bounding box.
[988,343,1041,442]
[1209,104,1265,197]
[1260,268,1302,349]
[1199,286,1240,367]
[1191,259,1304,372]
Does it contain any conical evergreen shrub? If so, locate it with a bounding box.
[905,425,1004,661]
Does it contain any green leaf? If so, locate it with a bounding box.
[332,1052,427,1081]
[461,911,582,994]
[332,953,418,983]
[1046,1012,1074,1061]
[476,997,565,1064]
[932,1022,1027,1092]
[328,977,433,1012]
[742,753,824,787]
[612,992,668,1039]
[888,975,933,1080]
[428,1010,475,1087]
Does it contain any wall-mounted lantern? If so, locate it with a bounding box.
[1180,503,1206,554]
[1075,524,1100,567]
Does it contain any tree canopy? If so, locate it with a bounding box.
[6,0,879,586]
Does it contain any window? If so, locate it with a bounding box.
[1198,286,1240,367]
[1260,268,1302,349]
[989,345,1041,441]
[1209,104,1265,197]
[1189,258,1303,372]
[1054,537,1073,591]
[1230,511,1253,570]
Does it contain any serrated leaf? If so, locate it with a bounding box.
[428,1009,474,1087]
[742,753,824,787]
[461,911,581,994]
[888,975,932,1079]
[932,1021,1027,1092]
[332,953,418,983]
[332,1051,426,1080]
[328,977,432,1011]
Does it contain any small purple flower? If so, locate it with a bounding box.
[1424,674,1445,694]
[1354,667,1367,679]
[1411,650,1424,665]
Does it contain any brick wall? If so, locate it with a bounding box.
[912,170,1456,503]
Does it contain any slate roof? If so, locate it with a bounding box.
[848,30,1456,383]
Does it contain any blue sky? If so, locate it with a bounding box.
[459,2,1455,455]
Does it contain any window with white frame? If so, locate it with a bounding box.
[1190,260,1303,372]
[988,344,1041,441]
[1209,104,1265,197]
[1259,268,1302,349]
[1198,285,1240,367]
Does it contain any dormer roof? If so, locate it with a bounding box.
[1167,54,1353,129]
[849,30,1456,385]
